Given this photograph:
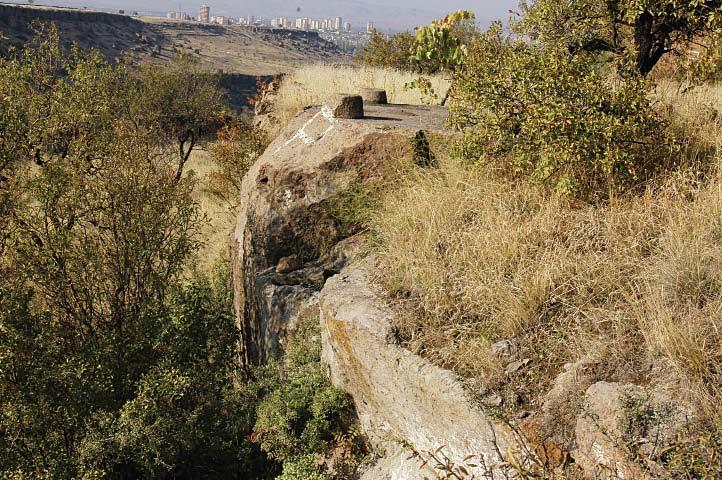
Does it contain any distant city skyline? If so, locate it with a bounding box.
[3,0,518,31]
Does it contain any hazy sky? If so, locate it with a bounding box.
[17,0,519,30]
[375,0,517,18]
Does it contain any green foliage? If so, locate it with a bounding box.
[519,0,722,76]
[253,316,362,479]
[450,23,671,197]
[410,10,476,74]
[357,11,475,76]
[0,262,276,478]
[107,274,270,478]
[355,30,416,71]
[403,11,476,103]
[276,455,326,480]
[276,455,328,480]
[0,23,277,479]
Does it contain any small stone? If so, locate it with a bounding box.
[360,88,388,105]
[276,255,303,274]
[505,358,531,375]
[326,94,364,119]
[491,339,515,359]
[483,393,504,407]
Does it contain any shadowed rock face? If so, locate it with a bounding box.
[231,103,448,366]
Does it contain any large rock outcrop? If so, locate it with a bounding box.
[232,103,447,365]
[233,101,697,479]
[320,258,528,478]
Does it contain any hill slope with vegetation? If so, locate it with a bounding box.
[4,1,722,478]
[0,4,346,74]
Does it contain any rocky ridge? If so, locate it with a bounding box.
[232,96,694,478]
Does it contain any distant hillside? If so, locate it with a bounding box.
[0,4,349,109]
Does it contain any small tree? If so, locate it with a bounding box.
[520,0,722,76]
[134,56,228,181]
[449,23,671,198]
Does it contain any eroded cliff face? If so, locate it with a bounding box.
[231,103,447,365]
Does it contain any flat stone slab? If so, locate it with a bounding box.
[357,104,448,131]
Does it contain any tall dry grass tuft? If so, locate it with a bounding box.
[635,178,722,413]
[369,82,722,420]
[655,80,722,171]
[373,151,722,417]
[266,64,450,137]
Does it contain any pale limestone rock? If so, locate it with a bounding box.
[320,258,524,478]
[574,381,692,479]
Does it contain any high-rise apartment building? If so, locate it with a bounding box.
[198,4,209,23]
[334,16,342,31]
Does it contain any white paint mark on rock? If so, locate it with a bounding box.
[276,106,337,153]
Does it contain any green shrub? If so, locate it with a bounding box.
[449,23,672,198]
[276,455,326,480]
[253,316,361,478]
[355,30,416,71]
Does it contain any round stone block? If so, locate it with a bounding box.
[360,88,388,105]
[326,93,364,119]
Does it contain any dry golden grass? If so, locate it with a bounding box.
[266,64,450,137]
[184,148,237,273]
[372,82,722,420]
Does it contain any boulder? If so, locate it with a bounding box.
[232,103,448,365]
[573,381,692,479]
[519,356,601,468]
[320,257,527,478]
[327,93,364,119]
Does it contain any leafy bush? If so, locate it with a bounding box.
[450,23,671,197]
[0,23,277,479]
[253,316,364,479]
[355,30,416,71]
[276,455,326,480]
[409,10,476,75]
